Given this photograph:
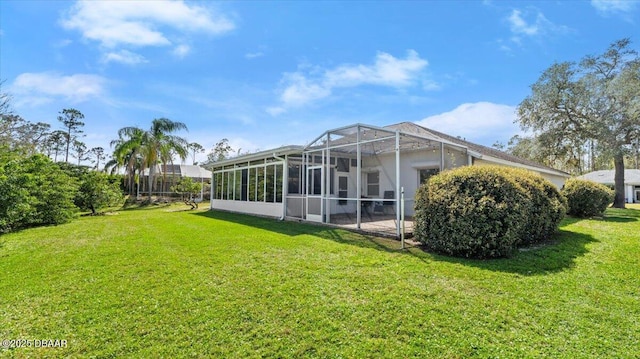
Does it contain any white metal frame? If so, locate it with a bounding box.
[305,165,324,222]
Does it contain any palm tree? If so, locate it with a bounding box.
[111,118,188,200]
[140,118,188,200]
[109,127,145,196]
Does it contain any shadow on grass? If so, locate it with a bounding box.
[415,229,597,276]
[119,202,173,211]
[191,210,602,276]
[191,210,401,254]
[602,207,640,222]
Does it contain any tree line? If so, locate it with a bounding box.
[1,84,241,200]
[0,83,242,233]
[495,38,639,208]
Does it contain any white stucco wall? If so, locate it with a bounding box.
[473,158,568,189]
[626,185,634,203]
[212,200,283,218]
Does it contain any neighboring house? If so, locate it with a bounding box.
[139,164,212,197]
[578,169,640,204]
[206,122,570,236]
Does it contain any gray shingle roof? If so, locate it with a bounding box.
[386,122,569,176]
[142,164,212,179]
[578,169,640,185]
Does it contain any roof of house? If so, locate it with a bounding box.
[203,121,569,177]
[142,164,212,178]
[578,169,640,184]
[385,122,570,177]
[204,145,304,168]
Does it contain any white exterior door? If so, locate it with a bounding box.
[306,166,323,222]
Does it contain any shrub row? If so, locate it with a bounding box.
[0,153,78,233]
[414,166,566,259]
[0,149,124,233]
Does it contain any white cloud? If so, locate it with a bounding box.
[245,52,264,59]
[504,8,571,47]
[508,9,539,36]
[102,50,148,65]
[172,44,191,58]
[591,0,639,18]
[280,72,332,107]
[60,0,234,59]
[11,72,107,105]
[416,102,519,146]
[325,50,428,87]
[270,50,430,114]
[266,106,286,116]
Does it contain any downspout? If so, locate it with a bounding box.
[356,125,362,229]
[273,153,287,220]
[209,169,214,209]
[395,130,401,238]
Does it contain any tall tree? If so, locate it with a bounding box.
[0,80,12,117]
[116,118,188,200]
[57,108,85,163]
[187,142,205,165]
[44,130,68,162]
[518,38,640,208]
[109,127,145,196]
[1,114,51,154]
[207,138,233,163]
[72,140,89,166]
[90,147,106,171]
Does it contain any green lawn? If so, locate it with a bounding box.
[1,203,639,358]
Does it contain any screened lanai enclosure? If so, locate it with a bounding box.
[210,123,472,237]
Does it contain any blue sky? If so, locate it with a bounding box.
[1,0,639,164]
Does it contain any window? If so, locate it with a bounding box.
[248,168,256,201]
[330,168,335,195]
[256,167,265,201]
[288,162,301,194]
[225,171,233,200]
[367,171,379,196]
[338,176,348,205]
[240,169,248,201]
[275,165,283,203]
[337,157,350,172]
[213,173,220,199]
[311,168,322,195]
[234,170,242,200]
[418,168,440,184]
[266,165,275,202]
[215,162,284,203]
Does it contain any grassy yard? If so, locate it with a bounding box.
[1,203,639,358]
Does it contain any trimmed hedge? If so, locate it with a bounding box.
[508,168,567,245]
[414,166,566,259]
[562,178,614,218]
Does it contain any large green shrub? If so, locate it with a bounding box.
[562,178,614,218]
[508,168,567,244]
[57,163,125,215]
[75,171,125,215]
[414,166,566,259]
[0,152,78,233]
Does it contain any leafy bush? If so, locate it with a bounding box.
[171,177,203,209]
[414,166,566,259]
[0,151,77,233]
[75,171,125,215]
[508,168,567,244]
[562,178,614,218]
